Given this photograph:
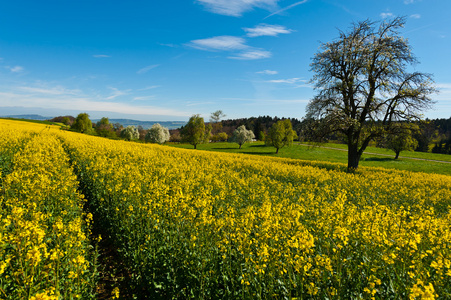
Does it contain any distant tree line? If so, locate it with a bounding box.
[48,112,451,157]
[170,115,301,142]
[49,113,170,144]
[422,118,451,154]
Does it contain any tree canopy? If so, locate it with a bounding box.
[181,114,210,149]
[306,17,436,171]
[72,113,93,134]
[121,126,140,141]
[379,123,419,159]
[265,119,297,154]
[95,117,116,138]
[231,125,255,149]
[145,123,170,144]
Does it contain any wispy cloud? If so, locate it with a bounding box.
[188,36,248,51]
[93,54,111,58]
[0,84,190,117]
[267,77,305,84]
[256,70,278,75]
[404,0,420,4]
[380,12,394,18]
[410,14,421,19]
[133,96,155,101]
[265,77,311,87]
[435,83,451,101]
[137,64,160,74]
[196,0,278,17]
[138,85,160,91]
[19,86,80,95]
[229,50,271,60]
[264,0,308,19]
[188,36,271,60]
[158,43,178,48]
[6,66,24,73]
[244,24,293,37]
[105,87,130,100]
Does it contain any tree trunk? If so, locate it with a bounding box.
[239,144,242,149]
[194,144,197,149]
[347,143,361,171]
[395,151,400,159]
[276,147,279,154]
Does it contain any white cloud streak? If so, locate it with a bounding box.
[138,85,160,91]
[196,0,278,17]
[244,24,293,37]
[137,64,160,74]
[188,36,248,51]
[410,14,421,19]
[264,0,308,19]
[133,96,155,101]
[105,87,130,100]
[229,50,272,60]
[19,86,80,95]
[267,77,306,84]
[188,36,271,60]
[7,66,24,73]
[265,77,311,88]
[0,85,190,117]
[93,54,111,58]
[380,12,394,18]
[256,70,278,75]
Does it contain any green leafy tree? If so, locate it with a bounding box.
[380,123,419,159]
[258,131,266,142]
[265,119,297,154]
[231,125,255,149]
[72,113,93,134]
[95,117,116,138]
[211,132,229,142]
[181,114,209,149]
[62,117,71,126]
[145,123,170,144]
[121,125,139,141]
[306,17,436,171]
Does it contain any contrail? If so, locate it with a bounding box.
[264,0,308,19]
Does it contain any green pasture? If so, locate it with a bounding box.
[168,141,451,176]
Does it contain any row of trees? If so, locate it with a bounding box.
[63,113,172,144]
[64,112,298,153]
[180,114,297,153]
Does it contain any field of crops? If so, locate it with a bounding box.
[1,119,451,299]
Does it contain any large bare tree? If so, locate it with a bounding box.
[307,17,436,171]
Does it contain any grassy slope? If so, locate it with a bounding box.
[168,141,451,176]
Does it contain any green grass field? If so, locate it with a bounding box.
[168,141,451,176]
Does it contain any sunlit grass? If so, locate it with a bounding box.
[168,141,451,176]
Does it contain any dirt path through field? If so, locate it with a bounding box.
[298,144,451,164]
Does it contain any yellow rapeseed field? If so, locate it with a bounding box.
[0,120,97,299]
[1,119,450,299]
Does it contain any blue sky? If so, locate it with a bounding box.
[0,0,450,121]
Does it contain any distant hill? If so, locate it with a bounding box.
[2,114,51,120]
[95,119,186,130]
[1,114,186,130]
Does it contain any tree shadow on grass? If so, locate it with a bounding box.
[242,151,276,156]
[211,147,241,150]
[362,157,394,162]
